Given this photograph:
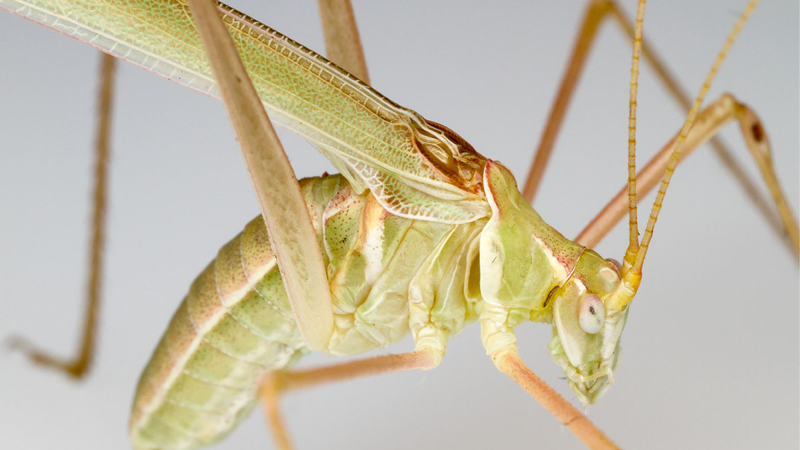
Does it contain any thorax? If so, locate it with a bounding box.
[306,173,580,357]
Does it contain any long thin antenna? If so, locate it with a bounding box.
[622,0,647,271]
[631,0,760,274]
[608,0,761,311]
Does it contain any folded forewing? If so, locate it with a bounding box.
[2,0,490,223]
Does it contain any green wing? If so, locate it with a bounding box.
[2,0,490,223]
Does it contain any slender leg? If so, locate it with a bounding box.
[521,0,611,203]
[7,53,116,379]
[522,0,785,252]
[493,349,618,450]
[575,93,799,260]
[260,375,294,450]
[317,0,370,84]
[735,106,800,255]
[258,349,440,450]
[187,0,334,351]
[259,347,613,448]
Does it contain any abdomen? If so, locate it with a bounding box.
[129,175,344,449]
[129,174,474,449]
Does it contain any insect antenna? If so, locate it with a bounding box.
[609,0,761,310]
[621,0,647,273]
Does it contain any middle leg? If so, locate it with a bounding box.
[258,348,441,450]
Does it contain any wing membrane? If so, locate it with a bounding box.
[2,0,490,222]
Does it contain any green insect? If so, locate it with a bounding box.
[1,1,796,449]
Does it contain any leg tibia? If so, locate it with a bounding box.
[7,53,116,380]
[258,348,441,450]
[577,93,799,260]
[493,349,618,450]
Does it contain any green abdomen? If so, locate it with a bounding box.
[129,174,482,449]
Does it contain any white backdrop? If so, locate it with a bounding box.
[0,1,797,449]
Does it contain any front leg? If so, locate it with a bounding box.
[481,303,618,450]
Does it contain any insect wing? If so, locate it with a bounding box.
[0,0,490,223]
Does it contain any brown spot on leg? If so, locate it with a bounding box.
[751,122,764,143]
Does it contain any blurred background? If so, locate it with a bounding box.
[0,1,797,449]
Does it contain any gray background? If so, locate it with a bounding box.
[1,1,797,449]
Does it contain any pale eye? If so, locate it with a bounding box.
[579,294,605,334]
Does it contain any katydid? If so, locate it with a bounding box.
[0,1,797,449]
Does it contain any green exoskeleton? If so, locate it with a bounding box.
[2,1,797,449]
[478,160,628,404]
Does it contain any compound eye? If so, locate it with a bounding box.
[579,294,605,334]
